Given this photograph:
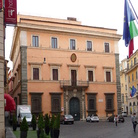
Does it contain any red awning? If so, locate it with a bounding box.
[4,94,16,112]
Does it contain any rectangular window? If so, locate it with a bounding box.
[89,99,95,110]
[87,41,92,51]
[51,94,61,113]
[70,39,76,50]
[53,69,58,80]
[106,71,111,82]
[136,71,138,79]
[127,63,129,70]
[107,99,112,109]
[51,37,57,48]
[88,71,93,81]
[122,94,124,103]
[32,36,39,47]
[132,74,134,81]
[134,57,136,65]
[104,43,109,53]
[125,85,127,90]
[33,68,39,80]
[129,76,130,83]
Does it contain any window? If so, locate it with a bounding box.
[129,76,130,83]
[104,43,109,53]
[51,94,61,113]
[87,94,96,115]
[132,74,134,81]
[105,94,114,111]
[122,94,124,103]
[51,37,57,48]
[88,71,93,81]
[70,39,76,50]
[89,99,95,110]
[33,68,39,80]
[136,71,138,79]
[87,41,92,51]
[106,71,111,82]
[125,85,127,90]
[32,36,39,47]
[134,57,136,65]
[125,75,127,82]
[127,63,129,69]
[31,93,43,115]
[53,69,58,80]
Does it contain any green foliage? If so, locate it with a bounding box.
[40,129,47,138]
[12,114,17,125]
[31,114,36,125]
[53,114,60,130]
[44,114,50,127]
[38,114,45,130]
[50,114,55,129]
[20,117,28,131]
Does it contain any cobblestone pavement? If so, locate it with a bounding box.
[60,117,138,138]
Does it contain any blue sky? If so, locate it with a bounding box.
[5,0,138,69]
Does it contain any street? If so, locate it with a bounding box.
[60,117,138,138]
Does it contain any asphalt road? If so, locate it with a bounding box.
[60,117,138,138]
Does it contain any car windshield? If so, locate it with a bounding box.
[65,115,73,118]
[21,113,32,118]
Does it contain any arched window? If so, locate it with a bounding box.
[133,102,135,106]
[129,102,131,106]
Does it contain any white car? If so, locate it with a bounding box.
[122,112,127,117]
[86,114,99,122]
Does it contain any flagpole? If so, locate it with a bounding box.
[128,0,138,24]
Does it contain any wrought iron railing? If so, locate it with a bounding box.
[60,80,89,88]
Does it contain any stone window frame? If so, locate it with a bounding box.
[50,66,60,81]
[69,38,77,50]
[104,42,110,53]
[86,40,93,51]
[103,67,113,82]
[86,93,97,115]
[51,37,58,49]
[50,93,61,114]
[31,35,40,47]
[31,65,42,80]
[86,68,95,82]
[30,92,43,115]
[104,93,115,112]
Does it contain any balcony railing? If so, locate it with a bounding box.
[60,80,89,88]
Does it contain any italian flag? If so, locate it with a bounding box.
[123,0,138,58]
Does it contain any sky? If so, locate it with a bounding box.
[5,0,138,69]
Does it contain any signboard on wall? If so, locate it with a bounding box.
[0,0,2,10]
[5,0,17,25]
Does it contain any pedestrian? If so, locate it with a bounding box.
[131,113,137,132]
[114,115,118,126]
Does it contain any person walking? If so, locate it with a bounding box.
[114,115,118,126]
[131,113,137,132]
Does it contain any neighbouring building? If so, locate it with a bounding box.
[10,14,121,120]
[120,58,128,113]
[8,70,14,96]
[0,10,5,138]
[4,60,9,94]
[126,50,138,116]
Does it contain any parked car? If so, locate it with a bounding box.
[107,115,125,123]
[86,114,99,122]
[60,115,74,124]
[122,112,127,117]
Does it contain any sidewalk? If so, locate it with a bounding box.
[5,117,16,138]
[5,127,16,138]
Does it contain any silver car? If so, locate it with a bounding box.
[86,114,99,122]
[60,115,74,124]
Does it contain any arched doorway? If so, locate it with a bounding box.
[69,97,80,121]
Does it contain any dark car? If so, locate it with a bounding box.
[107,115,125,123]
[60,115,74,124]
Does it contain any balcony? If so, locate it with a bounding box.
[60,80,89,89]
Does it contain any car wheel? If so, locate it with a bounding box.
[90,119,92,123]
[72,121,74,124]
